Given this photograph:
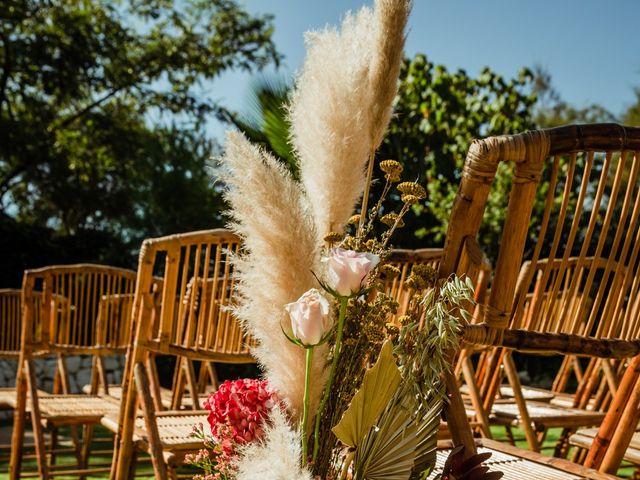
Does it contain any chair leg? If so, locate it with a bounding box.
[503,352,540,452]
[112,376,139,480]
[9,373,27,480]
[80,424,96,475]
[134,361,169,480]
[26,359,49,479]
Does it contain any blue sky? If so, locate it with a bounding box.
[206,0,640,140]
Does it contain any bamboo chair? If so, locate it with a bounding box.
[0,289,26,409]
[108,229,254,480]
[438,123,640,477]
[9,264,137,480]
[568,354,640,474]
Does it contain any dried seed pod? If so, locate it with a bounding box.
[380,264,401,278]
[397,182,426,199]
[323,231,343,243]
[347,214,361,225]
[401,194,420,205]
[380,213,404,228]
[379,159,403,175]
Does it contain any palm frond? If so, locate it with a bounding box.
[332,340,402,448]
[354,385,443,480]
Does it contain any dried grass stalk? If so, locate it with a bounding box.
[368,0,411,150]
[288,7,375,240]
[236,408,313,480]
[218,131,327,418]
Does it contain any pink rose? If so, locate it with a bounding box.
[284,288,332,346]
[323,248,380,296]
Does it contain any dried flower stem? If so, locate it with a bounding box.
[302,347,314,464]
[381,202,411,247]
[312,297,349,461]
[339,450,356,480]
[364,177,393,235]
[358,147,377,238]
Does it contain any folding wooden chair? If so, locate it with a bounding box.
[0,289,25,410]
[108,229,254,480]
[9,264,137,479]
[438,123,640,477]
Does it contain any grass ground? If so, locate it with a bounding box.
[0,424,636,478]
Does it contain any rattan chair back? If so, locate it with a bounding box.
[441,123,640,356]
[129,229,250,361]
[1,289,24,357]
[21,264,137,355]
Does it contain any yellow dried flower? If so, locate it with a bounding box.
[385,172,401,183]
[397,182,426,200]
[380,213,404,228]
[323,231,343,243]
[347,214,361,225]
[412,264,437,285]
[364,324,385,343]
[342,235,356,249]
[380,264,401,278]
[379,159,403,175]
[401,194,420,205]
[405,274,428,290]
[385,323,400,336]
[398,314,412,325]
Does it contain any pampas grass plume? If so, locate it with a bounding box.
[236,409,313,480]
[219,131,327,418]
[368,0,411,150]
[289,7,375,240]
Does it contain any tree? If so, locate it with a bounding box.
[377,54,537,253]
[0,0,280,285]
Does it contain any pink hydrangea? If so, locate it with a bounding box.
[203,379,278,445]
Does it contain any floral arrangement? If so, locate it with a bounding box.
[188,0,494,479]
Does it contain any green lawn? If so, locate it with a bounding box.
[0,424,636,479]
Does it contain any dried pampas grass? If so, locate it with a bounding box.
[288,7,375,240]
[289,0,410,241]
[236,409,313,480]
[368,0,411,150]
[219,131,327,418]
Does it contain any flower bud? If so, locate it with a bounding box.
[285,289,332,346]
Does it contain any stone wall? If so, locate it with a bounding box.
[0,355,125,394]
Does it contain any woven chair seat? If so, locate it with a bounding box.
[498,385,555,402]
[461,384,556,402]
[492,401,605,428]
[0,387,16,408]
[569,427,640,465]
[82,383,211,409]
[429,439,615,479]
[37,394,121,423]
[0,387,49,410]
[549,392,596,409]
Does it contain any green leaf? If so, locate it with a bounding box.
[331,340,401,448]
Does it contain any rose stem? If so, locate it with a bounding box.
[312,296,348,461]
[302,346,314,464]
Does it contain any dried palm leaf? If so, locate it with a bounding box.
[353,385,442,480]
[332,340,401,448]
